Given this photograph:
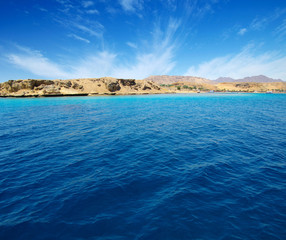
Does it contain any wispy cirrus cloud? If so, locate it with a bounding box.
[53,0,104,42]
[68,34,90,43]
[73,22,104,38]
[10,42,286,81]
[7,47,70,79]
[274,19,286,40]
[238,28,247,36]
[185,45,286,80]
[126,42,137,49]
[112,18,180,78]
[38,7,48,12]
[72,51,117,78]
[118,0,143,12]
[4,0,234,80]
[86,9,99,14]
[222,8,286,40]
[250,17,269,31]
[6,18,180,79]
[55,0,74,13]
[184,0,219,20]
[6,46,116,79]
[82,1,94,8]
[114,46,175,79]
[250,8,286,31]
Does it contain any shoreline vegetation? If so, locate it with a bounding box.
[0,77,286,98]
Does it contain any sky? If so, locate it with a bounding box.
[0,0,286,82]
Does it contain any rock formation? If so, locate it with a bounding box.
[1,76,285,97]
[0,78,168,97]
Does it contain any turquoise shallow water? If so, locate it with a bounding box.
[0,93,285,240]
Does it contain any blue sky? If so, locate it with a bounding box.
[0,0,286,82]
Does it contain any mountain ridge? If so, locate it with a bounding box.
[143,75,211,84]
[213,75,284,83]
[143,75,284,84]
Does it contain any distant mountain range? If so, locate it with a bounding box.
[144,75,284,84]
[213,75,284,83]
[143,75,211,84]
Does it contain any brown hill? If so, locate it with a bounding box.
[0,78,168,97]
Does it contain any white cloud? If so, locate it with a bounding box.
[238,28,247,35]
[250,9,286,31]
[185,0,219,20]
[184,45,286,80]
[10,42,286,81]
[53,0,102,40]
[82,1,94,8]
[86,9,99,14]
[114,46,175,79]
[56,0,74,12]
[72,51,117,78]
[113,18,179,79]
[38,7,48,12]
[7,19,179,80]
[68,34,90,43]
[165,0,177,10]
[250,17,268,31]
[7,47,117,79]
[275,19,286,40]
[118,0,143,12]
[7,48,69,79]
[73,22,104,38]
[126,42,137,49]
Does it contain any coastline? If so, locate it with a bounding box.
[1,92,285,99]
[1,78,285,98]
[0,78,167,98]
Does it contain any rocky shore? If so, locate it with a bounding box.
[1,76,285,97]
[0,78,168,97]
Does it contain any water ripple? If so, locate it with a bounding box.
[0,94,285,239]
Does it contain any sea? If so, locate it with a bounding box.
[0,93,285,240]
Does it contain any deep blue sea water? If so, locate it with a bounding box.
[0,93,285,240]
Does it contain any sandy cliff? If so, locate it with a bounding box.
[0,78,168,97]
